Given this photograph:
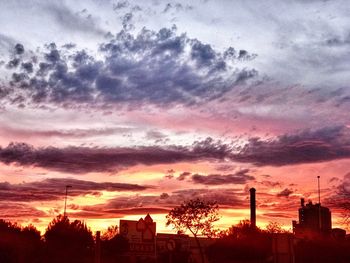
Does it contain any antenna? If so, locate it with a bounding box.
[317,176,321,231]
[317,176,321,205]
[64,185,72,217]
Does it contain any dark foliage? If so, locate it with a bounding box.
[101,234,129,263]
[207,221,272,263]
[43,215,94,263]
[0,220,42,263]
[166,198,219,263]
[294,239,350,263]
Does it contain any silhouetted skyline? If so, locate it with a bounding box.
[0,0,349,235]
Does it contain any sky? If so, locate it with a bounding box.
[0,0,350,234]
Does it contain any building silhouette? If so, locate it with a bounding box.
[292,198,345,239]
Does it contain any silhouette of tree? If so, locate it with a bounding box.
[101,233,129,263]
[265,221,288,234]
[101,225,118,241]
[225,219,260,238]
[329,184,350,231]
[207,220,271,263]
[99,224,129,262]
[166,198,219,263]
[0,220,42,263]
[43,215,94,263]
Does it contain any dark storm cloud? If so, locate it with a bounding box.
[0,178,149,202]
[191,169,254,185]
[3,26,257,108]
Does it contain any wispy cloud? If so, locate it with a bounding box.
[0,178,149,202]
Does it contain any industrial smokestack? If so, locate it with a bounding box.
[250,188,256,229]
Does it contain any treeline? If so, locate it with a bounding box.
[1,216,350,263]
[0,215,128,263]
[207,220,350,263]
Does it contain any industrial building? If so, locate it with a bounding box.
[292,198,345,240]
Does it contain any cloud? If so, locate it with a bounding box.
[0,138,232,173]
[0,202,47,218]
[171,188,245,208]
[1,126,349,174]
[145,130,168,143]
[191,169,254,185]
[14,43,24,55]
[163,3,193,13]
[262,212,293,219]
[73,207,169,218]
[276,188,293,198]
[45,3,105,36]
[235,125,350,166]
[0,125,134,139]
[177,171,191,181]
[3,26,257,109]
[113,1,129,10]
[0,33,16,51]
[70,188,246,218]
[0,178,149,202]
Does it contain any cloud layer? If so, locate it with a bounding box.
[1,26,256,109]
[0,178,149,202]
[236,126,350,166]
[1,126,349,174]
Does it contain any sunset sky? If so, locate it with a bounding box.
[0,0,350,234]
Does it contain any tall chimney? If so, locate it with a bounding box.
[250,188,256,229]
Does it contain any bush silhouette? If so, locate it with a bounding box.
[43,215,94,263]
[0,220,42,263]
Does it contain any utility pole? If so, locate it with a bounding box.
[64,185,72,217]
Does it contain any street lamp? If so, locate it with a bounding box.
[64,185,72,217]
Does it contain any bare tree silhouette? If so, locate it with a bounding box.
[166,198,219,263]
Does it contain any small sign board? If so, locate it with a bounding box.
[120,215,156,256]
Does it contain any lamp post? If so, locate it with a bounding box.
[64,185,72,217]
